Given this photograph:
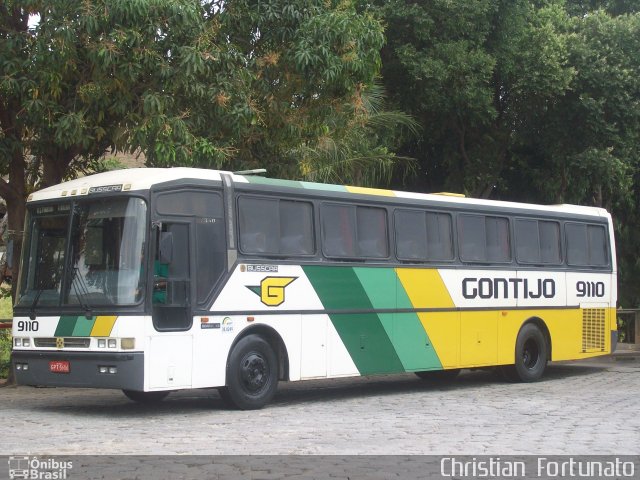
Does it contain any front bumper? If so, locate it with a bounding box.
[12,351,144,390]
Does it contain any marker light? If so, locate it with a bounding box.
[121,338,135,350]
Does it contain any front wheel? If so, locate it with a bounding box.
[122,389,170,403]
[501,323,548,382]
[224,335,279,410]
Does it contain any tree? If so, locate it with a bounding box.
[371,0,640,306]
[0,0,388,299]
[373,0,574,197]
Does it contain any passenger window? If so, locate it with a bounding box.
[515,219,561,265]
[540,221,561,264]
[587,225,607,266]
[238,196,314,256]
[567,223,608,266]
[322,204,388,259]
[459,214,510,263]
[357,207,388,258]
[395,210,453,261]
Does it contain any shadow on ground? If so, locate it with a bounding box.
[16,360,608,417]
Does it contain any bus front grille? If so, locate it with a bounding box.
[34,338,91,348]
[582,308,606,352]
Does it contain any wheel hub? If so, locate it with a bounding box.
[522,338,540,370]
[240,353,269,392]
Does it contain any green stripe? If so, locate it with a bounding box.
[72,316,97,336]
[243,174,348,193]
[300,182,346,192]
[55,316,79,336]
[353,268,443,371]
[303,266,404,375]
[245,176,305,189]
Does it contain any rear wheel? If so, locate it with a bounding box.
[415,369,461,381]
[501,323,548,382]
[122,390,170,403]
[223,335,278,410]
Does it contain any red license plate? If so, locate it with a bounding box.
[49,360,70,373]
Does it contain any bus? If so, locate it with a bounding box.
[12,168,617,409]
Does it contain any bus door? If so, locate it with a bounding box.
[148,188,228,389]
[148,217,194,389]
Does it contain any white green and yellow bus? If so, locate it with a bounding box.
[12,168,617,409]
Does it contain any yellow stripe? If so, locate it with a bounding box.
[396,269,460,367]
[90,316,118,337]
[396,268,454,308]
[345,186,395,197]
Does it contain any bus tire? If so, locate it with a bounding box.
[224,334,278,410]
[502,323,548,382]
[122,390,170,403]
[415,369,461,381]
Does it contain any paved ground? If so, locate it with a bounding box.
[1,356,639,456]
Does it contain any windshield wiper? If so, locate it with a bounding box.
[29,288,45,320]
[70,267,93,319]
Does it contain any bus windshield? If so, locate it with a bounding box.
[17,197,147,309]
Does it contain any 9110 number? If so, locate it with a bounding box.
[576,281,605,298]
[16,320,39,332]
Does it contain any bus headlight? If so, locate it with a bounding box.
[14,338,21,347]
[107,339,117,348]
[97,339,106,348]
[22,338,30,347]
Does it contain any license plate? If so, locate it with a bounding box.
[49,360,70,373]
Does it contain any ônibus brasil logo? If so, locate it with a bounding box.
[8,456,73,479]
[247,276,297,307]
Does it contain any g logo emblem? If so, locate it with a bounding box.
[248,277,297,307]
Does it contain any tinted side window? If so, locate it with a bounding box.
[458,215,486,262]
[238,197,279,254]
[395,210,427,260]
[587,225,607,266]
[515,219,561,264]
[322,204,356,257]
[459,214,510,263]
[395,210,453,261]
[156,191,224,217]
[322,204,388,259]
[357,207,388,258]
[238,197,314,256]
[566,223,608,266]
[540,221,562,264]
[196,219,226,304]
[426,212,454,260]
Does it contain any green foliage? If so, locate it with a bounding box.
[1,0,401,299]
[0,295,11,378]
[0,330,10,379]
[372,0,640,306]
[293,83,419,186]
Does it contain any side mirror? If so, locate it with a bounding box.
[159,232,173,264]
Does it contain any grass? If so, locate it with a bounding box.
[0,291,12,379]
[0,295,12,319]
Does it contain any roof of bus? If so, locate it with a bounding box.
[28,167,610,218]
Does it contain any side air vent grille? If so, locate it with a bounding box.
[582,308,606,352]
